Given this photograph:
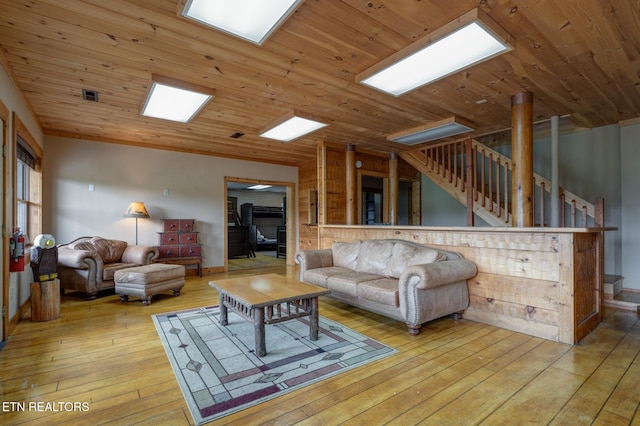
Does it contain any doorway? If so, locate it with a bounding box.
[361,175,384,224]
[357,172,421,225]
[225,178,294,272]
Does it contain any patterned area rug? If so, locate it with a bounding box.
[152,306,397,425]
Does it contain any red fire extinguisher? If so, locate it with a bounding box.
[10,230,26,272]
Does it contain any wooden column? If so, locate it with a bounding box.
[345,144,357,225]
[511,91,534,227]
[389,153,399,225]
[317,142,327,225]
[550,115,560,227]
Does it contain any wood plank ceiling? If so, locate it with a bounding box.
[0,0,638,166]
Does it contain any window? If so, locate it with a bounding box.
[14,115,42,245]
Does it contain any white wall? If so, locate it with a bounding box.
[44,136,298,268]
[534,125,622,276]
[621,123,640,289]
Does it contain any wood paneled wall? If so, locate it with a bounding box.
[316,225,607,345]
[298,158,318,251]
[306,142,421,228]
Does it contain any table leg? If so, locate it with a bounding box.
[254,307,266,357]
[310,296,320,341]
[219,293,228,326]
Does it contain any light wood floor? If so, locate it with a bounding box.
[1,266,640,425]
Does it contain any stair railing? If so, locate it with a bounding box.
[415,138,602,227]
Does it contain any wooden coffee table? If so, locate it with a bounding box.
[209,274,330,357]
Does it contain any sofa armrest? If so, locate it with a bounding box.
[296,249,333,280]
[399,259,477,290]
[57,247,102,270]
[121,245,159,265]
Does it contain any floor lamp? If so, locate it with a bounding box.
[123,201,150,245]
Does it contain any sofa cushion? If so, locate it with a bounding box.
[385,242,447,277]
[103,263,138,281]
[90,237,127,264]
[327,271,383,297]
[332,240,361,270]
[357,277,399,307]
[303,266,352,287]
[355,240,393,276]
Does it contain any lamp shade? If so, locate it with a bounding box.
[123,202,150,218]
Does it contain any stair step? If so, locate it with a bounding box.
[604,274,624,299]
[603,287,639,313]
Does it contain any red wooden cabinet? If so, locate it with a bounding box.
[156,219,202,277]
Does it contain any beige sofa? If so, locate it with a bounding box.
[296,239,477,335]
[57,236,159,299]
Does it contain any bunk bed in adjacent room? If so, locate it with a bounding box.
[241,203,284,252]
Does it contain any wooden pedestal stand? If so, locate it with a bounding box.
[30,279,60,322]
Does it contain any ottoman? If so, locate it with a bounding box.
[114,263,185,305]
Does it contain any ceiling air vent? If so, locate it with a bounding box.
[230,132,245,139]
[82,89,99,102]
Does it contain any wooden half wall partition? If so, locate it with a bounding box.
[315,225,612,345]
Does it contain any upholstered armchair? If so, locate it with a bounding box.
[57,236,159,299]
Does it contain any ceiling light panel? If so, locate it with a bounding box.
[260,116,327,142]
[357,8,511,96]
[141,76,215,123]
[181,0,304,45]
[389,117,473,145]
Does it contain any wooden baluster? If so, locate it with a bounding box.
[488,153,494,212]
[532,177,536,225]
[460,143,465,193]
[496,157,501,218]
[571,200,576,227]
[447,143,452,183]
[480,148,485,206]
[539,181,545,227]
[560,193,566,226]
[582,206,587,226]
[473,144,478,202]
[453,142,458,187]
[504,161,510,222]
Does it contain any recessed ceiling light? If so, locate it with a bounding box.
[180,0,304,45]
[141,75,215,123]
[357,8,511,96]
[388,117,474,145]
[260,113,327,142]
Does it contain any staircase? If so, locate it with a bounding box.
[400,138,604,228]
[400,138,640,311]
